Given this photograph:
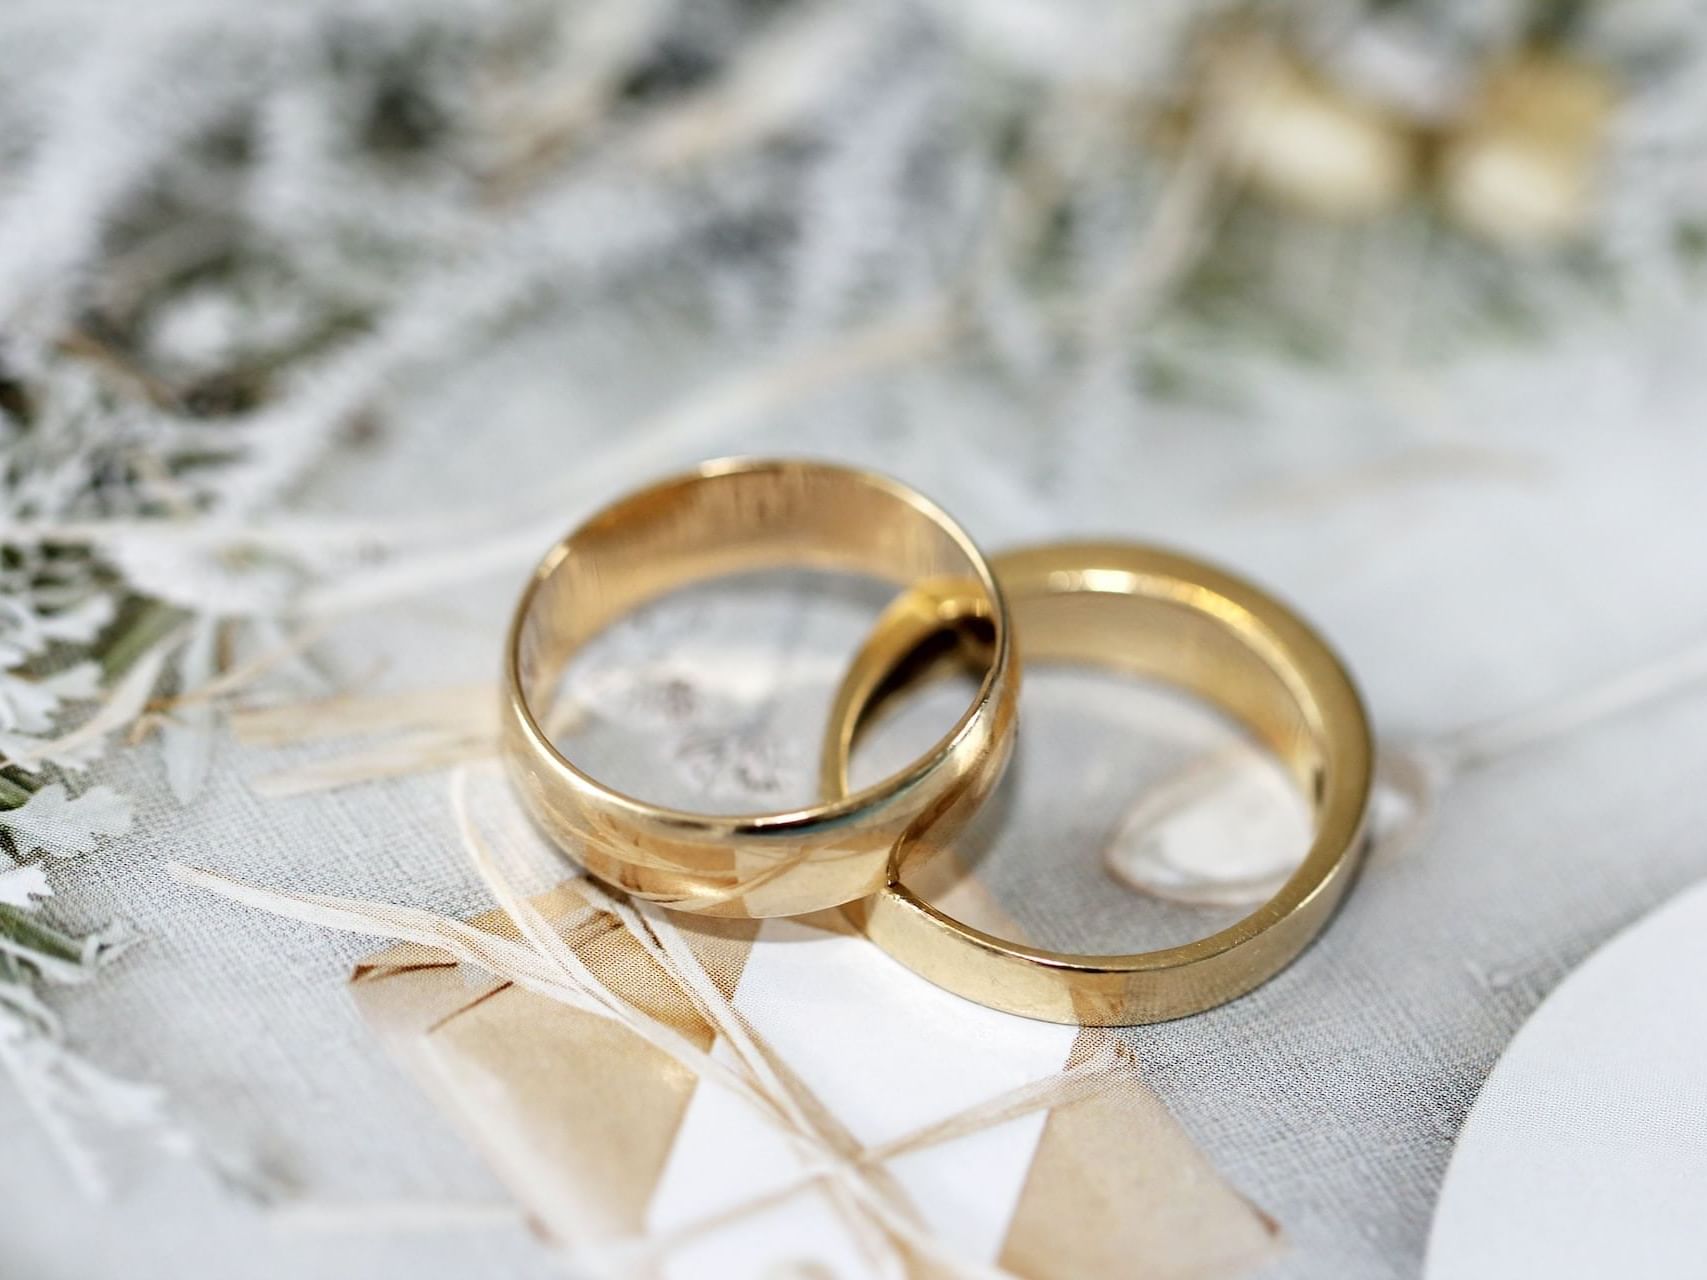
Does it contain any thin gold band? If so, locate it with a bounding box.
[501,457,1018,918]
[820,541,1373,1024]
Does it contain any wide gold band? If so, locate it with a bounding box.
[820,541,1373,1024]
[501,458,1018,918]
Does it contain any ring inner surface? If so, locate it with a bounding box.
[1007,586,1327,813]
[841,570,1337,942]
[516,465,997,805]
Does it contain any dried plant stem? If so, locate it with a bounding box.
[56,330,181,411]
[161,622,328,713]
[169,758,1140,1280]
[1425,638,1707,776]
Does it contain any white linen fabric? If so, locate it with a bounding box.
[6,312,1707,1280]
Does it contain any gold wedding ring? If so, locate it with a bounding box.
[501,458,1018,918]
[820,542,1373,1025]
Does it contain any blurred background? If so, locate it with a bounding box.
[3,2,1706,1278]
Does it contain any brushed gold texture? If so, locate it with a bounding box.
[502,458,1017,918]
[821,542,1373,1024]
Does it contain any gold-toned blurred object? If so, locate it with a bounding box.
[1439,52,1617,246]
[1204,33,1416,221]
[821,542,1374,1026]
[501,458,1018,918]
